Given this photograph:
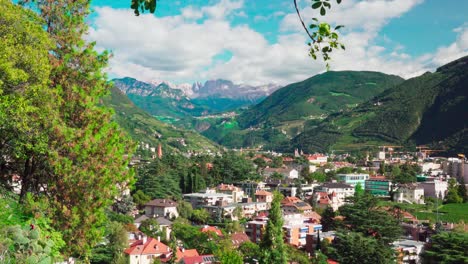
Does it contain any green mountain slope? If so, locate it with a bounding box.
[103,86,218,154]
[237,71,404,128]
[200,71,404,149]
[292,56,468,154]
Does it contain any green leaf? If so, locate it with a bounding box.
[337,0,342,4]
[335,25,344,30]
[320,6,326,16]
[309,24,318,29]
[312,2,322,9]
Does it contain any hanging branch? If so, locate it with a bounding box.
[294,0,316,43]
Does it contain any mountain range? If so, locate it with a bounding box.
[291,56,468,154]
[112,77,281,118]
[108,56,468,155]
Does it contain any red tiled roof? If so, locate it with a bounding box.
[200,225,223,236]
[176,248,199,262]
[124,237,170,256]
[255,190,272,196]
[230,232,250,246]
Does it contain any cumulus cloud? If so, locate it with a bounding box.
[88,0,468,86]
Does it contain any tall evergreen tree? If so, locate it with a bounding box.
[19,0,135,259]
[259,192,288,264]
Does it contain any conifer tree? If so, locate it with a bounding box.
[19,0,135,259]
[259,191,287,264]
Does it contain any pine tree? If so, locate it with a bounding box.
[19,0,135,259]
[259,192,288,264]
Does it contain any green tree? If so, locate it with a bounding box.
[132,190,151,209]
[354,182,364,197]
[329,232,395,264]
[320,206,336,232]
[0,0,53,202]
[238,241,260,263]
[271,156,284,168]
[445,178,463,204]
[191,209,210,224]
[457,178,467,202]
[18,0,135,259]
[177,200,193,219]
[139,218,163,239]
[424,232,468,264]
[339,193,401,244]
[259,192,287,264]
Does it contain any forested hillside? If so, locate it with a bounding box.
[103,86,219,154]
[237,71,404,128]
[292,56,468,154]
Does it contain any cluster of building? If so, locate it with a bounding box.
[120,151,467,264]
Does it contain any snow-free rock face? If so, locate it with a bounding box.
[113,77,281,101]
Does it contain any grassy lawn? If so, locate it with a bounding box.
[379,201,468,223]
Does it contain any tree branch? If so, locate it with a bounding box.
[294,0,316,42]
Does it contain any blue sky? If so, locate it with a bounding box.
[88,0,468,85]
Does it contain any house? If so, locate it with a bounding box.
[174,248,199,263]
[124,236,171,264]
[230,232,250,247]
[418,180,448,199]
[255,190,273,203]
[365,177,392,196]
[337,173,369,187]
[144,199,179,218]
[394,184,425,204]
[263,167,299,179]
[307,154,328,165]
[281,197,313,215]
[200,225,223,237]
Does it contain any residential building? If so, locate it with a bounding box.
[124,236,171,264]
[183,189,233,209]
[442,158,468,183]
[230,232,251,248]
[337,173,369,187]
[311,191,341,211]
[394,184,425,204]
[365,177,392,196]
[255,190,273,204]
[281,196,313,215]
[179,255,217,264]
[200,225,223,236]
[144,199,179,218]
[392,239,425,264]
[174,248,199,263]
[216,183,245,203]
[263,167,299,179]
[245,214,321,247]
[307,154,328,165]
[305,231,336,255]
[418,180,448,199]
[316,182,355,201]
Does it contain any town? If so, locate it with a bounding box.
[92,145,467,264]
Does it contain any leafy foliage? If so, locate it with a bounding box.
[329,231,395,264]
[259,192,288,264]
[424,232,468,264]
[338,193,402,244]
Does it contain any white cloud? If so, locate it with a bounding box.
[89,0,468,87]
